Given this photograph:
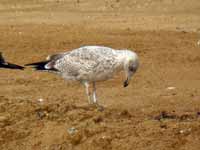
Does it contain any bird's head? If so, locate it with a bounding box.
[122,50,139,87]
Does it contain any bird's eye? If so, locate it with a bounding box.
[129,66,135,72]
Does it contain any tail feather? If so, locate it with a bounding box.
[0,52,24,70]
[25,61,58,71]
[0,62,24,70]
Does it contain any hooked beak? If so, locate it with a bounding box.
[123,77,129,87]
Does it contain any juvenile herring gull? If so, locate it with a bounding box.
[0,52,24,70]
[25,46,139,107]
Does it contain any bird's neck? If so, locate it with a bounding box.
[115,50,128,71]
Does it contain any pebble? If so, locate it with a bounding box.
[67,127,77,135]
[166,87,176,90]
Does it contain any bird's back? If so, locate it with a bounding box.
[53,46,120,81]
[67,46,116,59]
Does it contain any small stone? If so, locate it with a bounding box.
[68,131,82,145]
[37,98,44,103]
[67,127,77,135]
[93,116,103,123]
[179,130,184,134]
[166,87,176,90]
[160,124,167,129]
[197,40,200,46]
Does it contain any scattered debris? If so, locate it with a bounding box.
[178,128,192,136]
[179,130,184,134]
[67,127,77,135]
[179,114,194,121]
[119,109,132,118]
[160,123,167,129]
[154,111,176,121]
[166,87,176,90]
[155,111,199,121]
[93,135,112,149]
[37,98,44,103]
[67,128,82,145]
[93,115,103,123]
[35,108,48,119]
[197,40,200,46]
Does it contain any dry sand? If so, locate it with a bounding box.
[0,0,200,149]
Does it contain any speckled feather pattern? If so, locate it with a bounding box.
[45,46,137,82]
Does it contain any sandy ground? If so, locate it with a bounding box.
[0,0,200,149]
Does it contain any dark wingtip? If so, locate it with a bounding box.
[0,52,24,70]
[7,63,24,70]
[0,63,24,70]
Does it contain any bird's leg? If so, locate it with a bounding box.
[92,82,104,111]
[92,82,98,104]
[83,81,92,104]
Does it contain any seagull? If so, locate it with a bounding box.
[25,46,139,107]
[0,52,24,70]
